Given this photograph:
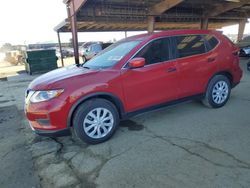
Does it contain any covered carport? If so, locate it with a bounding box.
[55,0,250,66]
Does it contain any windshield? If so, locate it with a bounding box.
[83,40,141,69]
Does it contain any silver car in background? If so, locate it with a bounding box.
[238,36,250,57]
[239,46,250,57]
[79,42,112,63]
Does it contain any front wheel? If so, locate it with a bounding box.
[73,99,119,144]
[202,75,231,108]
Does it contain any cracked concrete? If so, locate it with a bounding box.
[30,140,61,158]
[0,59,250,188]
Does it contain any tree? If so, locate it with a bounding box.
[0,43,13,52]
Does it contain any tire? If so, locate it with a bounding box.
[73,98,119,144]
[202,75,231,108]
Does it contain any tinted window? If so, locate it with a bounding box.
[204,35,219,51]
[176,35,206,58]
[135,38,170,65]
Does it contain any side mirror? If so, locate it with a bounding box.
[128,58,145,69]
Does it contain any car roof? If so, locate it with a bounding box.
[124,29,221,42]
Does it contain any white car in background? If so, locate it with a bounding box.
[238,36,250,57]
[79,42,112,63]
[239,46,250,57]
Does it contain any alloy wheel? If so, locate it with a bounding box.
[83,108,114,139]
[212,81,229,104]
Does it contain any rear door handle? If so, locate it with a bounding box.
[166,67,177,73]
[207,57,215,63]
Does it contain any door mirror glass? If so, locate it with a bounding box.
[128,58,145,68]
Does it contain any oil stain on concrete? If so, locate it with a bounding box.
[119,120,144,131]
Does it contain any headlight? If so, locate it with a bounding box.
[30,89,64,103]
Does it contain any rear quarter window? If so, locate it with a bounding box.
[175,35,206,58]
[204,35,219,51]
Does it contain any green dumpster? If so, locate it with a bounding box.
[25,49,58,75]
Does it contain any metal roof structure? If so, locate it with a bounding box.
[55,0,250,32]
[55,0,250,65]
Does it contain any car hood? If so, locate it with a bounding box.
[28,65,99,90]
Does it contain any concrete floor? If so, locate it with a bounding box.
[0,58,249,188]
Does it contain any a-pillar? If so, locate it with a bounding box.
[237,19,247,42]
[200,17,208,30]
[147,16,155,33]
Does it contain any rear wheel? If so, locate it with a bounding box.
[73,99,119,144]
[202,75,231,108]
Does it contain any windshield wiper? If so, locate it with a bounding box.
[82,66,90,69]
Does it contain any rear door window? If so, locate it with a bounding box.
[175,35,206,58]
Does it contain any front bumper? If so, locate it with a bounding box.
[27,119,71,137]
[32,126,71,137]
[24,92,73,132]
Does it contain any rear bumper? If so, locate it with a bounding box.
[232,66,243,88]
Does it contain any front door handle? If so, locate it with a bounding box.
[166,67,177,73]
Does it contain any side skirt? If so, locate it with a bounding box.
[122,94,204,119]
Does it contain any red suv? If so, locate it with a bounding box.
[25,30,242,144]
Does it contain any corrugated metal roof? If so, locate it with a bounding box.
[55,0,250,32]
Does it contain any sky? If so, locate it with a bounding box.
[0,0,249,46]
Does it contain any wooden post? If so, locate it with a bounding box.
[125,31,127,38]
[200,17,208,30]
[237,19,246,42]
[68,1,80,65]
[147,16,155,33]
[57,32,64,67]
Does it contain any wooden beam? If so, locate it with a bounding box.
[85,23,98,30]
[237,19,247,42]
[150,0,184,15]
[64,20,239,32]
[67,0,87,17]
[148,0,183,32]
[205,0,249,17]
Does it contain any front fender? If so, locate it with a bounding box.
[67,92,125,128]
